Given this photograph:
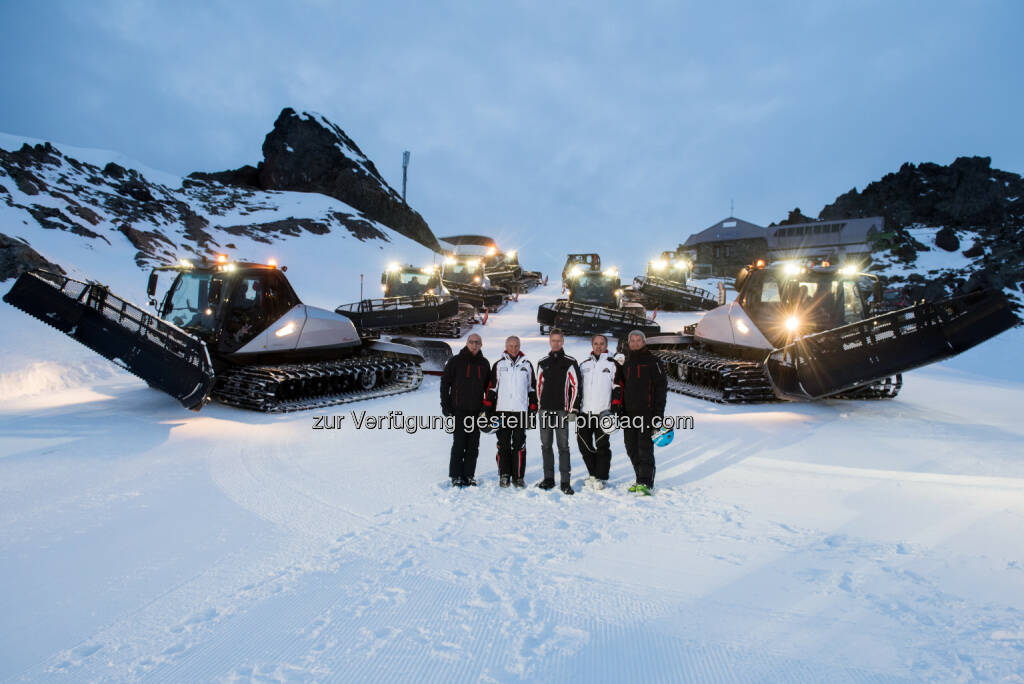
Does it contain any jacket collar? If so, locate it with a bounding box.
[590,351,609,361]
[548,348,565,359]
[503,350,524,362]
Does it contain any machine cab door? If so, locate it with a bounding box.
[738,269,786,341]
[218,270,301,355]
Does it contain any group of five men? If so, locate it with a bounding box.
[439,329,668,496]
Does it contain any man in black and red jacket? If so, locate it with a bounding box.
[614,330,667,495]
[440,333,490,487]
[535,328,582,494]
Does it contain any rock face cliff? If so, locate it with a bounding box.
[778,156,1023,304]
[189,108,439,252]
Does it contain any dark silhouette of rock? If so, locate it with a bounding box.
[963,242,984,258]
[0,233,66,281]
[771,207,816,226]
[935,226,959,252]
[189,108,440,251]
[188,165,261,189]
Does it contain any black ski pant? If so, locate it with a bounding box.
[449,412,481,480]
[495,411,527,480]
[577,413,611,480]
[623,418,656,488]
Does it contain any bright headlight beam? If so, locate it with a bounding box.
[785,316,800,332]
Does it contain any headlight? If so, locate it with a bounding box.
[473,276,481,283]
[783,263,800,276]
[275,321,297,337]
[652,260,667,271]
[785,316,801,332]
[839,265,858,276]
[570,265,584,277]
[615,289,623,296]
[602,267,618,278]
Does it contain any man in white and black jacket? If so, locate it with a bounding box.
[440,333,490,487]
[483,335,537,488]
[535,329,582,494]
[577,333,622,490]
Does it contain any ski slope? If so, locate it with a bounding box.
[1,282,1023,682]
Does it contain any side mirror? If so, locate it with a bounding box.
[734,267,750,293]
[147,271,158,297]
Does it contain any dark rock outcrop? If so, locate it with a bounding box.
[935,226,959,252]
[0,233,65,281]
[820,156,1023,231]
[817,156,1023,304]
[189,108,440,251]
[771,207,816,226]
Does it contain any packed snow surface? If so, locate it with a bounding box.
[1,278,1023,682]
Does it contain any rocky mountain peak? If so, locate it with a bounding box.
[190,108,440,252]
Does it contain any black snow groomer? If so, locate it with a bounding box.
[644,259,1017,403]
[538,261,660,338]
[3,258,438,412]
[630,275,718,311]
[439,255,508,312]
[439,235,543,293]
[335,263,477,339]
[625,253,717,311]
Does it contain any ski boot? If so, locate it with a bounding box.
[499,475,511,488]
[560,481,575,496]
[536,478,555,490]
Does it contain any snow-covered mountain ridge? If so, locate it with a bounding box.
[0,110,437,300]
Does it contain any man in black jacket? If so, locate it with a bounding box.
[536,329,582,494]
[440,333,490,487]
[615,330,667,495]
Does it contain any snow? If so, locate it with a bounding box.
[3,135,1023,680]
[2,271,1024,681]
[874,226,979,279]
